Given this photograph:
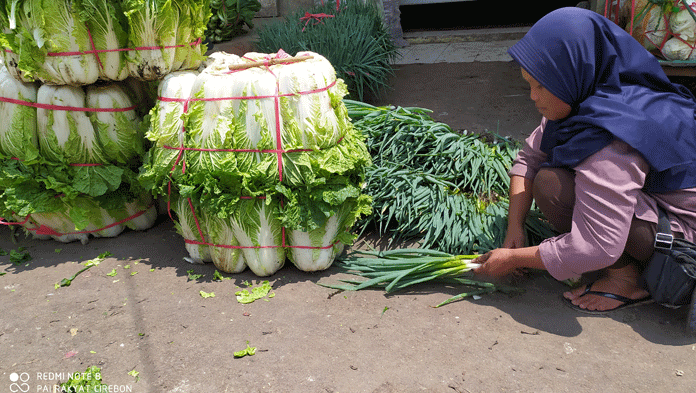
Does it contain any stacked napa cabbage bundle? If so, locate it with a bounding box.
[139,51,372,276]
[622,0,696,61]
[0,0,211,85]
[0,63,158,244]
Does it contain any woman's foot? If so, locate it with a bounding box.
[563,263,650,312]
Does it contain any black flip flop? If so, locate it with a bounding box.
[562,280,653,315]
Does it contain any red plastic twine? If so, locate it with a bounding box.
[159,51,342,251]
[0,96,137,113]
[300,12,335,31]
[300,0,340,31]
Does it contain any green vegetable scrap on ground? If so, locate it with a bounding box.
[128,369,140,382]
[9,247,31,265]
[187,269,203,281]
[213,270,232,281]
[235,281,275,303]
[325,249,523,307]
[346,100,556,255]
[234,341,257,358]
[55,252,112,289]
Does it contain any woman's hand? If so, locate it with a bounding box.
[472,248,520,278]
[473,246,544,278]
[502,226,526,249]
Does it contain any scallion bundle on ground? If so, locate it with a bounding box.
[322,248,523,307]
[321,101,558,303]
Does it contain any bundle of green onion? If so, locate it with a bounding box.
[323,248,522,307]
[345,100,557,255]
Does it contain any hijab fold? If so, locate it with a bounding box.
[508,7,696,193]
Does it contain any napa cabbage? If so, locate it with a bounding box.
[171,192,212,263]
[35,82,146,196]
[73,0,130,81]
[1,175,156,244]
[12,0,101,85]
[0,64,39,161]
[139,50,372,275]
[121,0,179,80]
[172,0,211,71]
[138,70,197,196]
[203,206,246,273]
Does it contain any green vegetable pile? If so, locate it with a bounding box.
[0,0,218,244]
[255,0,398,101]
[206,0,262,43]
[346,100,556,255]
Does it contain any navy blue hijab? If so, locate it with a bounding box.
[508,7,696,193]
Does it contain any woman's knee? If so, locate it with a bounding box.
[625,217,657,263]
[533,168,575,233]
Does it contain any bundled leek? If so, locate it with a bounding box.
[323,249,523,307]
[346,100,556,255]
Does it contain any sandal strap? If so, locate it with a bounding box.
[581,280,637,304]
[583,289,634,304]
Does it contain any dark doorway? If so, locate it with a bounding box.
[399,1,583,32]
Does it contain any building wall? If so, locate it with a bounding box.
[258,0,321,17]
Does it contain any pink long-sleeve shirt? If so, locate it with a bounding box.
[509,118,696,281]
